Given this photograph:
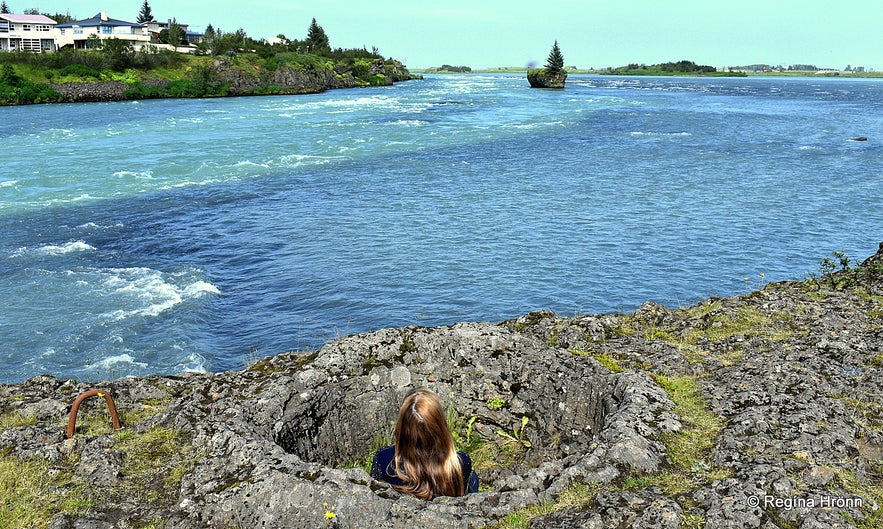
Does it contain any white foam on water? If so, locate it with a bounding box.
[0,180,18,187]
[276,154,338,168]
[389,119,427,127]
[184,280,222,297]
[92,353,149,370]
[47,128,77,138]
[76,221,124,230]
[13,240,96,257]
[100,267,221,321]
[233,160,270,168]
[113,170,154,179]
[630,131,692,137]
[178,352,209,373]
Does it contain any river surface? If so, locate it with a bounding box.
[1,74,881,382]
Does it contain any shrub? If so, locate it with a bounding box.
[0,64,62,105]
[59,63,101,79]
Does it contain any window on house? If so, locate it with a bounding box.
[16,38,42,51]
[102,25,112,34]
[0,22,9,33]
[22,24,32,31]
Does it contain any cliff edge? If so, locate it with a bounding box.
[2,244,882,528]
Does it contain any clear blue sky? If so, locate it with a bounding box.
[23,0,882,70]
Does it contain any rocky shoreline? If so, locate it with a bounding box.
[2,244,882,528]
[46,58,418,104]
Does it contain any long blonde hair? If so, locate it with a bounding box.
[392,388,465,499]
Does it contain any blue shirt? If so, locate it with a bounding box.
[370,445,479,495]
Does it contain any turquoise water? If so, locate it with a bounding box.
[2,74,882,382]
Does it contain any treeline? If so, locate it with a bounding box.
[610,60,718,75]
[429,65,472,73]
[196,19,383,62]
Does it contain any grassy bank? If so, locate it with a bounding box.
[0,48,413,105]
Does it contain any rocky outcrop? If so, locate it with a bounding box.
[50,81,130,103]
[209,58,357,94]
[48,58,417,104]
[527,68,567,89]
[2,244,882,528]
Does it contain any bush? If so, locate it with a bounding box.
[59,63,102,79]
[0,64,62,105]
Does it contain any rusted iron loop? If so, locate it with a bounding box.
[66,389,122,438]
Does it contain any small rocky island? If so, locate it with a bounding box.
[2,244,882,528]
[528,40,567,89]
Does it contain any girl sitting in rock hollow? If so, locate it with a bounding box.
[370,387,479,499]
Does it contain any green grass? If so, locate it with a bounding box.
[0,411,37,429]
[493,481,604,528]
[115,426,198,504]
[1,401,192,529]
[569,349,625,372]
[641,374,731,493]
[631,303,802,365]
[834,468,883,529]
[0,451,93,529]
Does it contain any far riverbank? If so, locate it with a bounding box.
[413,66,883,78]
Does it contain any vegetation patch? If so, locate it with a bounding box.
[629,302,802,365]
[638,374,730,494]
[607,60,743,77]
[570,349,625,373]
[0,410,37,430]
[494,481,604,529]
[806,250,883,292]
[114,426,199,505]
[0,64,62,105]
[834,468,883,529]
[0,451,93,529]
[833,394,883,437]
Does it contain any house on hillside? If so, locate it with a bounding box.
[55,12,150,50]
[0,13,58,52]
[143,19,203,44]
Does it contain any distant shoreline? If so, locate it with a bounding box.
[412,67,883,79]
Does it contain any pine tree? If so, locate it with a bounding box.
[0,2,11,14]
[137,0,154,23]
[545,40,564,74]
[305,18,330,54]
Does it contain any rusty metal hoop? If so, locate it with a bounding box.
[66,389,121,438]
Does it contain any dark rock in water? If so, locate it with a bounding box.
[527,68,567,88]
[3,242,883,528]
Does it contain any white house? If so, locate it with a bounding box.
[55,12,150,50]
[0,13,58,52]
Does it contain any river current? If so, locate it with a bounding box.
[1,74,881,382]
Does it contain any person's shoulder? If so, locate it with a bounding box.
[373,445,395,463]
[370,445,396,479]
[457,450,473,466]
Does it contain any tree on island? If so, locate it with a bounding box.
[528,40,567,88]
[305,18,330,55]
[545,40,564,74]
[136,0,154,23]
